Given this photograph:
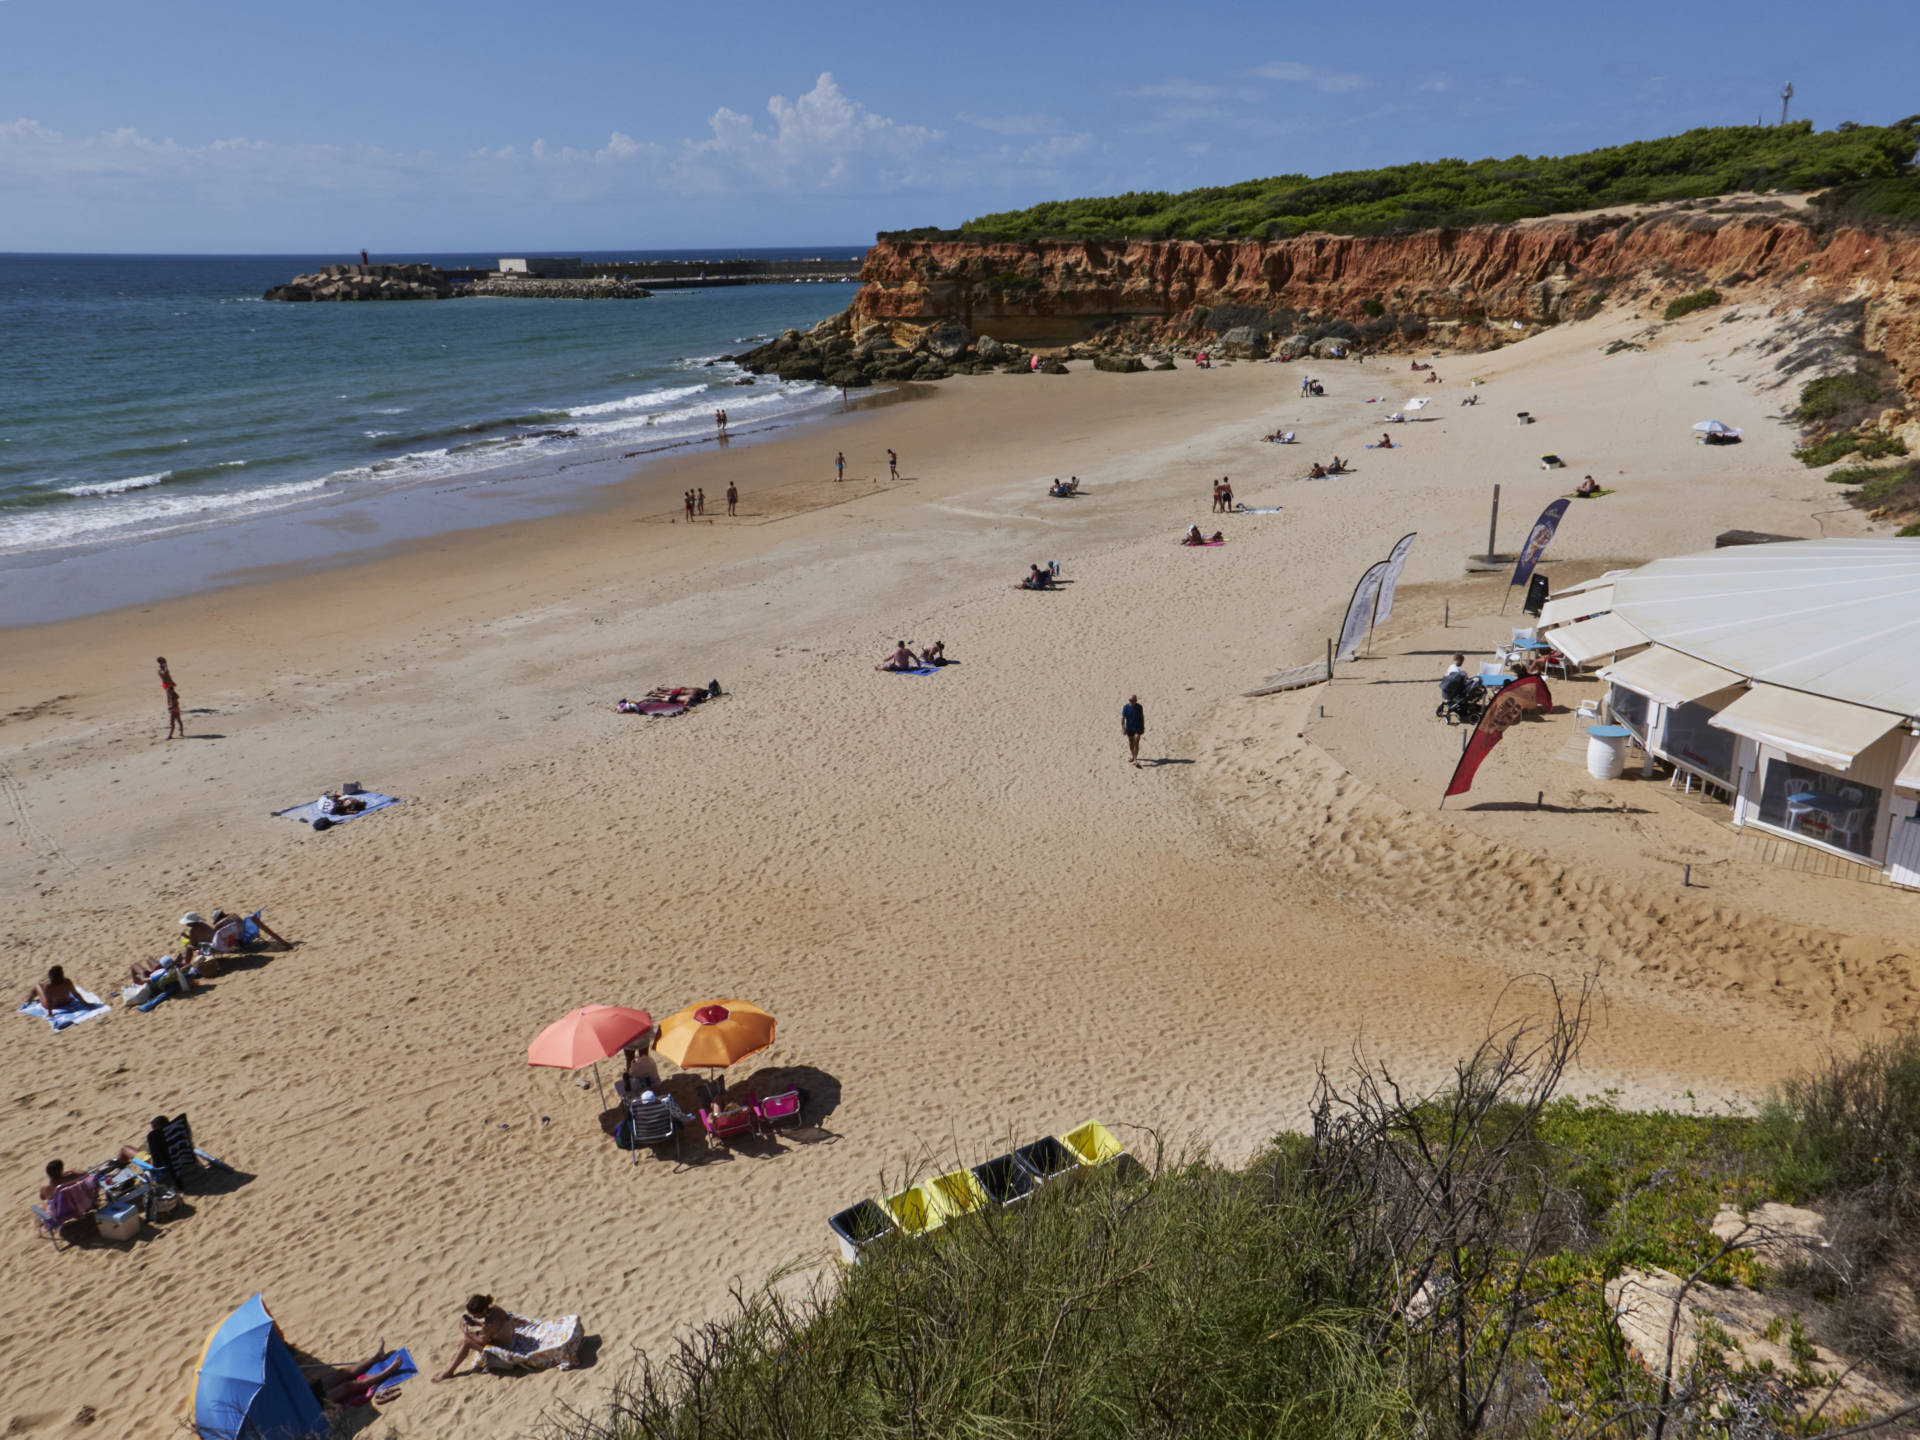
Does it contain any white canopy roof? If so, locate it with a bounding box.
[1551,571,1631,598]
[1551,612,1650,667]
[1599,646,1744,709]
[1898,743,1920,792]
[1708,683,1905,771]
[1540,585,1614,629]
[1610,540,1920,719]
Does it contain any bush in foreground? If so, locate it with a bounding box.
[559,1013,1920,1440]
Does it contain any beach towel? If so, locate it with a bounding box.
[1184,540,1225,547]
[1233,505,1284,514]
[883,666,940,676]
[1565,488,1615,499]
[19,989,109,1032]
[1365,443,1395,450]
[343,1349,418,1406]
[273,792,402,826]
[481,1315,583,1374]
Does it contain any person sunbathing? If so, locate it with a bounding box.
[1576,475,1602,496]
[1460,394,1479,406]
[1181,528,1223,545]
[1018,565,1055,590]
[919,641,950,666]
[308,1345,410,1406]
[131,953,198,991]
[26,965,82,1012]
[1329,456,1347,473]
[316,791,366,816]
[433,1294,516,1382]
[614,1043,660,1100]
[1378,434,1396,449]
[1307,462,1328,478]
[39,1152,133,1205]
[1425,371,1441,383]
[207,909,290,950]
[876,641,920,671]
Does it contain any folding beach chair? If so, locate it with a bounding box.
[700,1105,756,1148]
[748,1089,803,1137]
[622,1099,681,1166]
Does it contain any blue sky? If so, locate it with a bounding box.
[1,0,1914,253]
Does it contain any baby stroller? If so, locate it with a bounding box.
[1436,671,1487,728]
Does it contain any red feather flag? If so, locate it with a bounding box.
[1444,674,1553,799]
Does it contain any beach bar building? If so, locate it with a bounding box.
[1538,540,1920,888]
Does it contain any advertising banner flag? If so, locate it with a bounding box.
[1336,560,1390,662]
[1443,674,1553,799]
[1509,499,1569,589]
[1373,532,1419,628]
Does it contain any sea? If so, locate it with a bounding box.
[0,250,859,620]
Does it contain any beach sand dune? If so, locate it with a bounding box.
[0,306,1899,1437]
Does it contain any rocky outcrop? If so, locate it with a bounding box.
[264,264,453,301]
[841,211,1920,404]
[465,277,652,300]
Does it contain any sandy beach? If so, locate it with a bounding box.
[4,301,1908,1438]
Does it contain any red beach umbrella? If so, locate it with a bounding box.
[527,1005,654,1112]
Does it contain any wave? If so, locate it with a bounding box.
[565,383,707,418]
[371,409,574,450]
[57,459,247,498]
[61,472,168,498]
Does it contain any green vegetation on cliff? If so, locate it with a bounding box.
[888,120,1918,242]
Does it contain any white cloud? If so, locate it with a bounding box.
[670,73,937,192]
[1250,61,1371,95]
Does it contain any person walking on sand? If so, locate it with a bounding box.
[835,451,845,483]
[887,448,898,482]
[157,657,184,740]
[1121,694,1145,767]
[697,488,706,516]
[726,482,738,516]
[684,491,695,522]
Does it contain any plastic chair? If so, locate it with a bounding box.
[749,1089,803,1137]
[1543,651,1570,681]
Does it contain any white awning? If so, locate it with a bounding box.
[1540,585,1614,629]
[1708,683,1905,770]
[1896,739,1920,791]
[1599,646,1744,709]
[1551,612,1650,667]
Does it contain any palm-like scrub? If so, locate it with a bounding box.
[884,121,1919,242]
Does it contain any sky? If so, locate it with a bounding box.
[1,0,1915,254]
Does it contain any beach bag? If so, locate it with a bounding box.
[341,781,363,795]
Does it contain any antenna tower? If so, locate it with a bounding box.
[1779,82,1793,126]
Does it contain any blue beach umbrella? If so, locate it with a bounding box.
[193,1294,326,1440]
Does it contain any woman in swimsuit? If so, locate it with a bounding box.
[432,1295,515,1382]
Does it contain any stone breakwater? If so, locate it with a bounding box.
[263,265,653,301]
[264,264,453,301]
[464,277,653,300]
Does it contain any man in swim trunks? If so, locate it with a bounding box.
[1121,695,1145,766]
[876,641,918,672]
[887,449,898,481]
[726,483,738,516]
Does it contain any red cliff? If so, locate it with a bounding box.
[846,212,1920,402]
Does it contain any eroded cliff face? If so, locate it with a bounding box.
[846,214,1920,402]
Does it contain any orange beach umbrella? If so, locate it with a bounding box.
[655,999,776,1080]
[528,1005,653,1111]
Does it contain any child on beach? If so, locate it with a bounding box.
[835,451,845,482]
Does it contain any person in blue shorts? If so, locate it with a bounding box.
[1121,695,1145,766]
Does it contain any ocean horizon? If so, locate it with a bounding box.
[0,249,861,586]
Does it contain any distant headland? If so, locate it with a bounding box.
[263,254,864,301]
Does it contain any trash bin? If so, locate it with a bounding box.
[972,1153,1036,1207]
[827,1198,895,1264]
[1585,724,1631,780]
[885,1183,947,1238]
[1014,1135,1076,1185]
[929,1167,987,1219]
[1060,1120,1125,1169]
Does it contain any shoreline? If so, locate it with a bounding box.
[3,306,1900,1439]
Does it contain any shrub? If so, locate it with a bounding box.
[1796,367,1893,426]
[883,120,1920,242]
[1825,462,1898,485]
[1362,298,1386,317]
[1757,1030,1920,1217]
[1663,288,1723,320]
[1795,430,1909,467]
